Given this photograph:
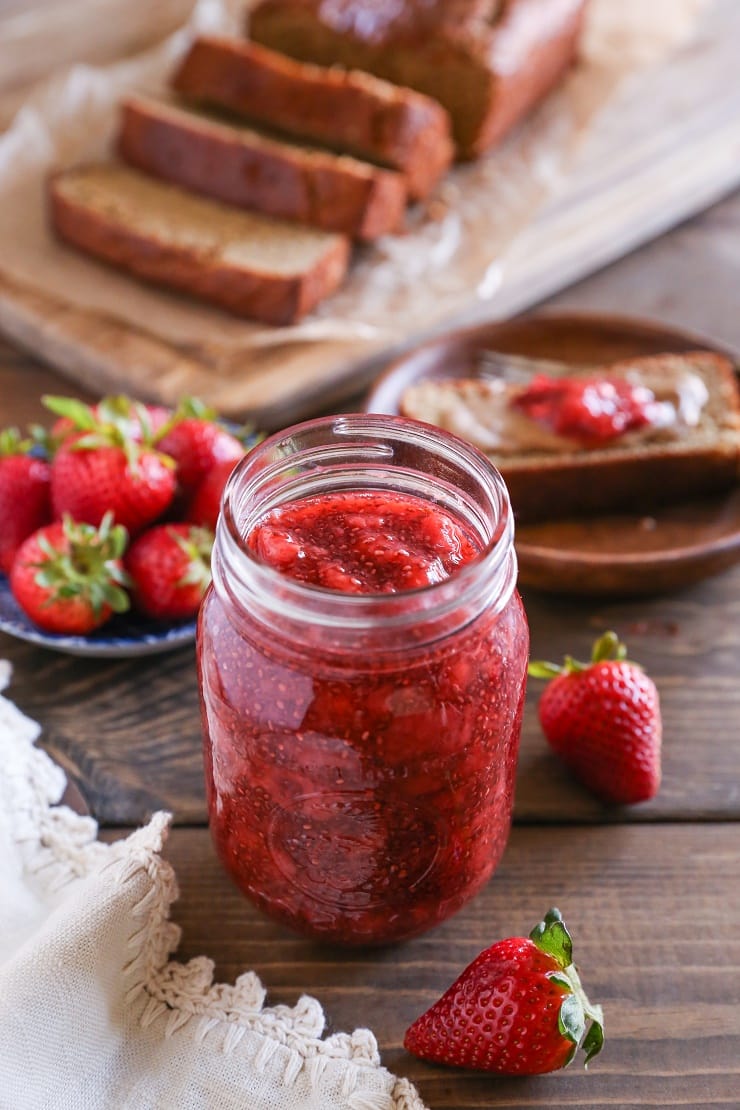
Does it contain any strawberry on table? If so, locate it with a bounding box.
[0,428,52,575]
[404,908,604,1075]
[10,513,130,635]
[155,399,244,493]
[528,630,662,805]
[125,523,214,620]
[44,396,176,534]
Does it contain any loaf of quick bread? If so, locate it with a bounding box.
[172,36,454,199]
[49,163,350,325]
[399,352,740,521]
[118,96,407,241]
[248,0,588,157]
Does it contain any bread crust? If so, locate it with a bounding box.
[172,36,453,199]
[399,352,740,522]
[49,169,350,326]
[118,96,407,241]
[248,0,588,156]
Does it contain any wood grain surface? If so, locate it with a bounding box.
[1,186,740,1109]
[109,822,739,1110]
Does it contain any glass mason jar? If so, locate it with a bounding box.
[197,414,529,945]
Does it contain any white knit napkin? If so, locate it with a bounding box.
[0,662,425,1110]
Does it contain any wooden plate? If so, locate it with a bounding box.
[365,311,740,597]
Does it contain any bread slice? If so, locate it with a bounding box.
[118,95,407,242]
[399,352,740,521]
[171,36,453,200]
[248,0,587,158]
[49,163,350,325]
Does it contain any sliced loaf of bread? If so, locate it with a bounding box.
[400,352,740,521]
[172,36,453,200]
[118,96,407,241]
[49,163,350,325]
[248,0,588,157]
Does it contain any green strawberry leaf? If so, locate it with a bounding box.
[98,583,131,614]
[131,400,156,443]
[31,515,132,616]
[68,432,115,452]
[36,567,62,589]
[582,1014,605,1065]
[153,396,217,442]
[169,525,214,591]
[558,992,585,1045]
[529,910,606,1067]
[529,630,638,678]
[527,660,566,679]
[37,534,61,561]
[42,395,98,430]
[0,426,32,456]
[591,630,627,663]
[530,907,573,968]
[56,583,80,600]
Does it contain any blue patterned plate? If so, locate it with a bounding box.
[0,573,196,657]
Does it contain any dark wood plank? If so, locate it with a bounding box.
[2,555,739,826]
[0,337,97,426]
[94,822,738,1110]
[0,641,206,824]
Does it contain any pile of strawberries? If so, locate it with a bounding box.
[0,393,251,635]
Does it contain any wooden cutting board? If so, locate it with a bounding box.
[0,2,738,427]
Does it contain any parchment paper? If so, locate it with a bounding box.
[0,0,714,419]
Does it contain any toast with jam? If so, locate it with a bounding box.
[399,351,740,521]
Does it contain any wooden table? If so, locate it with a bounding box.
[2,189,740,1109]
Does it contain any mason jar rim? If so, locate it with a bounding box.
[213,413,518,639]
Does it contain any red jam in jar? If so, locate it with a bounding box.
[197,415,529,945]
[248,489,481,592]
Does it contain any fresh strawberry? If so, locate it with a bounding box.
[404,908,603,1075]
[51,440,175,535]
[0,428,52,575]
[98,396,172,439]
[10,513,130,634]
[125,523,214,620]
[186,457,241,529]
[528,631,662,805]
[49,396,172,449]
[44,396,176,534]
[155,399,244,493]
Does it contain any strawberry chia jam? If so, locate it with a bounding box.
[512,373,656,444]
[197,415,529,945]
